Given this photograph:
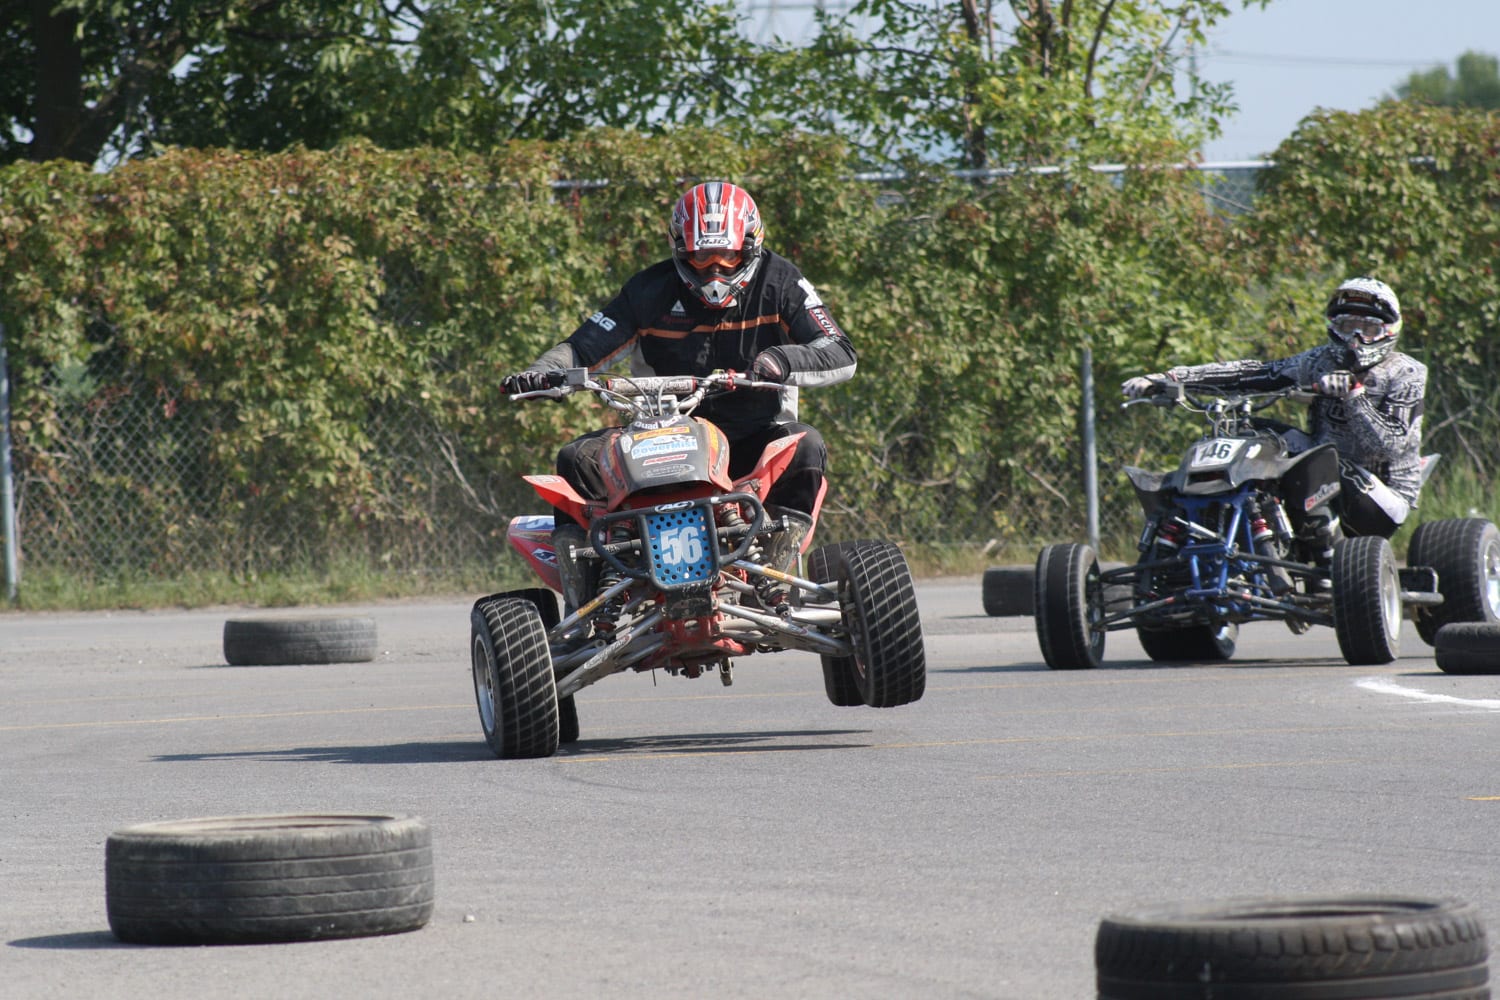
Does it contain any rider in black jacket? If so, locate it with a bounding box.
[502,181,857,606]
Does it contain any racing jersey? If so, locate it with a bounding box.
[1166,344,1427,505]
[533,251,856,442]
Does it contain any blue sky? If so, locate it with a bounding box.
[1197,0,1500,161]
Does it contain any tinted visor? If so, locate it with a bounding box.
[1330,313,1390,344]
[686,247,744,272]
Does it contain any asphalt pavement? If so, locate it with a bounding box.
[4,580,1499,999]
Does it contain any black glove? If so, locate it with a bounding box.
[750,350,787,383]
[502,369,552,395]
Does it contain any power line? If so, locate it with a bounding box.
[1205,47,1460,70]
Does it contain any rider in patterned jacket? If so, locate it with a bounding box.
[502,181,857,607]
[1123,277,1427,553]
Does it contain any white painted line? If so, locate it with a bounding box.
[1356,676,1500,711]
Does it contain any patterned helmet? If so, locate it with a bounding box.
[668,181,765,309]
[1326,276,1403,370]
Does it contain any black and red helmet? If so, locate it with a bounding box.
[668,181,765,309]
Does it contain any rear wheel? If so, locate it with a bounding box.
[1332,535,1401,665]
[836,541,926,708]
[471,597,560,759]
[807,542,864,707]
[1409,518,1500,645]
[1034,543,1104,669]
[1136,623,1238,663]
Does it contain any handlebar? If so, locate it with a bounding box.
[508,367,781,415]
[1123,379,1319,412]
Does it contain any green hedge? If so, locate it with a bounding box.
[2,109,1497,585]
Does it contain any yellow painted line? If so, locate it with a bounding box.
[1467,796,1500,801]
[978,758,1363,780]
[553,724,1432,763]
[0,704,467,733]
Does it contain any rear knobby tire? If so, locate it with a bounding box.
[1332,535,1401,666]
[1409,518,1500,646]
[807,542,865,707]
[836,541,926,708]
[1096,895,1489,1000]
[1034,543,1104,669]
[471,597,559,759]
[106,814,434,945]
[1136,623,1238,663]
[222,616,378,666]
[1434,622,1500,676]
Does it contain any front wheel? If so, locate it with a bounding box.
[836,541,926,708]
[471,597,560,759]
[1034,543,1104,669]
[1332,535,1401,665]
[807,541,864,707]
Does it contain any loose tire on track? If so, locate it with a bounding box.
[981,565,1034,617]
[1136,623,1238,663]
[1034,543,1104,670]
[106,814,434,945]
[1409,518,1500,645]
[1434,622,1500,676]
[807,541,865,707]
[222,616,378,666]
[471,596,560,759]
[1096,895,1489,999]
[1333,535,1402,666]
[835,541,926,708]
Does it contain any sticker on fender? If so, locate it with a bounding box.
[1190,438,1243,469]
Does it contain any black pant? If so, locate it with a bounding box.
[554,421,827,526]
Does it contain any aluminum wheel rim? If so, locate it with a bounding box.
[471,634,497,735]
[1484,539,1500,619]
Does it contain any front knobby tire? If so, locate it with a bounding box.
[1034,543,1104,669]
[807,541,865,707]
[1409,518,1500,645]
[836,541,926,708]
[1332,535,1402,665]
[471,597,559,759]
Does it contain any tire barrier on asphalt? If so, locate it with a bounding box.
[1095,895,1489,999]
[1434,622,1500,676]
[106,814,435,945]
[983,563,1130,618]
[222,616,378,665]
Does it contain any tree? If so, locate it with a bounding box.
[1394,50,1500,111]
[751,0,1270,170]
[0,0,750,167]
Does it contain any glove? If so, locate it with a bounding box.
[1122,374,1164,399]
[1315,372,1364,398]
[750,350,787,383]
[502,369,552,395]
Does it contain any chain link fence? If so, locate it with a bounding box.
[1,164,1269,590]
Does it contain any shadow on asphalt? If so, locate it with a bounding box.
[560,729,873,756]
[153,740,494,765]
[9,931,130,951]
